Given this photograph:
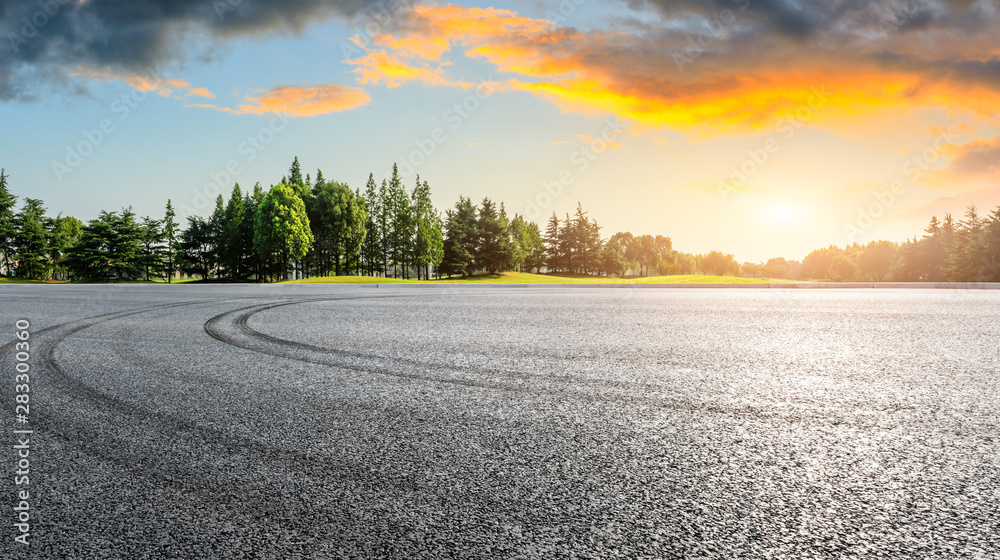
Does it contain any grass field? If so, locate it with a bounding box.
[0,277,68,284]
[1,272,793,285]
[285,272,792,284]
[0,277,200,285]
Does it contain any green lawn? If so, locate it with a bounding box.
[0,272,794,285]
[0,277,68,284]
[285,272,793,284]
[284,275,413,284]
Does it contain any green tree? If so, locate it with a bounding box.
[764,257,791,279]
[221,184,249,280]
[801,245,841,280]
[254,184,314,282]
[180,216,217,280]
[507,213,538,274]
[287,156,307,198]
[310,180,367,276]
[0,169,17,277]
[857,240,898,281]
[828,254,857,281]
[163,200,181,282]
[543,212,563,272]
[411,178,444,280]
[359,174,383,277]
[521,219,546,273]
[65,209,144,281]
[947,205,988,281]
[983,206,1000,281]
[601,233,631,277]
[475,197,513,274]
[244,184,266,280]
[386,165,414,278]
[13,198,50,279]
[635,235,660,277]
[698,250,738,277]
[46,215,83,280]
[378,178,391,276]
[138,216,164,281]
[440,196,477,278]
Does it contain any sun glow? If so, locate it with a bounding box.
[768,204,802,223]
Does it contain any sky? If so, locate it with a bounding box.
[1,0,999,263]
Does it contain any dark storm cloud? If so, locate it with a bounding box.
[0,0,394,100]
[624,0,990,40]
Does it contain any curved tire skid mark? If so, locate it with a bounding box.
[204,298,562,395]
[205,299,826,420]
[206,298,703,399]
[0,298,405,550]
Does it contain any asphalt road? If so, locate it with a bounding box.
[1,285,999,559]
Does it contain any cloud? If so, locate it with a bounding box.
[186,87,215,99]
[347,50,457,88]
[193,84,369,116]
[348,3,1000,136]
[0,0,384,100]
[576,134,622,150]
[935,136,1000,178]
[629,0,993,41]
[70,67,211,98]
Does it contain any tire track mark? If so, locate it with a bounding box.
[0,297,431,552]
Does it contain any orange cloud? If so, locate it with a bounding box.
[920,136,1000,191]
[71,67,208,98]
[350,4,1000,136]
[185,87,215,99]
[194,84,370,117]
[576,134,622,150]
[348,50,456,88]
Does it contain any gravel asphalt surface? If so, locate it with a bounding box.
[1,284,999,559]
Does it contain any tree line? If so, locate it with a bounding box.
[3,159,997,282]
[0,158,710,282]
[791,206,1000,282]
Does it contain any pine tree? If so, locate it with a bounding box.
[544,212,561,273]
[440,197,476,278]
[360,174,382,276]
[180,215,215,280]
[0,169,17,277]
[474,197,511,274]
[208,195,226,278]
[523,220,545,273]
[138,216,164,281]
[244,184,266,280]
[378,178,390,276]
[386,164,414,278]
[222,184,248,280]
[163,200,180,282]
[983,206,1000,281]
[947,204,987,281]
[287,157,307,197]
[411,178,444,280]
[13,198,49,279]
